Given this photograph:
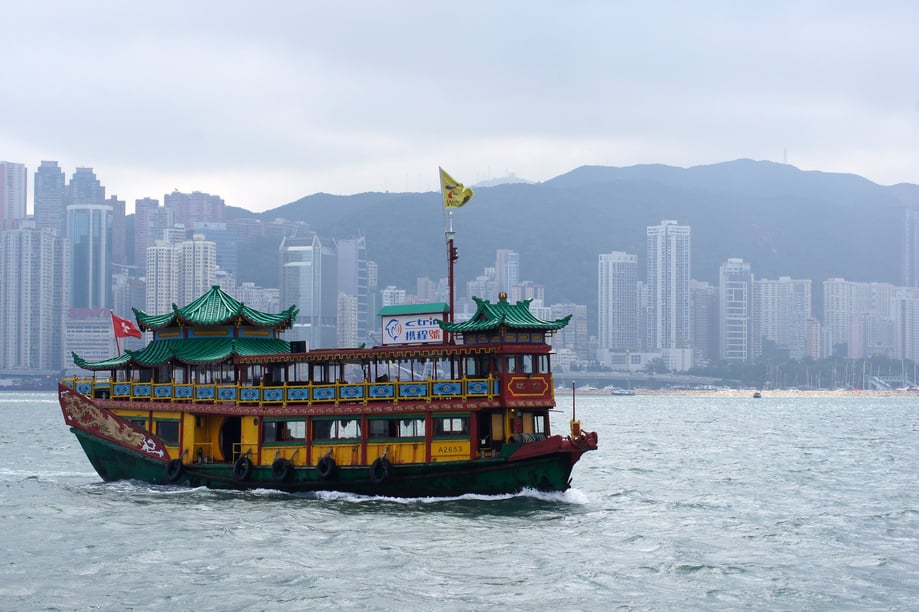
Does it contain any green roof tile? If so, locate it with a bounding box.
[73,338,290,371]
[132,285,298,331]
[439,296,571,333]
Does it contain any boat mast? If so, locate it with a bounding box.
[446,210,457,343]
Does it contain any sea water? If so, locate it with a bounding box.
[0,391,917,610]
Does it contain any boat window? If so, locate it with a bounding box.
[521,355,534,373]
[155,420,179,445]
[539,354,550,373]
[399,417,425,438]
[505,356,516,373]
[127,418,147,431]
[312,419,361,440]
[433,416,469,436]
[533,413,546,435]
[368,418,399,439]
[263,420,306,443]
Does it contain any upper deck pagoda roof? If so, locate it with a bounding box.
[134,285,298,331]
[72,338,290,371]
[439,295,571,333]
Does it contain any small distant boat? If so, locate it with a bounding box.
[753,391,762,398]
[611,389,636,396]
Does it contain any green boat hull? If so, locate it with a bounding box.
[73,429,582,497]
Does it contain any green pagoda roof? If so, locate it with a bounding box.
[72,337,291,371]
[133,285,298,331]
[439,295,571,333]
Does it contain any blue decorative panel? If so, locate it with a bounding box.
[287,387,309,401]
[369,384,394,398]
[263,388,283,402]
[218,387,237,400]
[240,388,259,401]
[175,385,193,399]
[134,384,151,397]
[76,383,92,394]
[113,383,130,396]
[340,385,364,400]
[467,381,488,395]
[195,387,215,400]
[154,385,172,398]
[432,382,461,395]
[399,383,428,398]
[312,387,335,401]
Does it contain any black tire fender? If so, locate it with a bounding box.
[165,459,183,483]
[369,457,391,484]
[316,456,337,481]
[271,458,292,482]
[233,456,253,481]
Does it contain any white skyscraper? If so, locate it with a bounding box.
[0,223,67,375]
[598,251,638,351]
[178,234,217,305]
[145,240,179,315]
[495,249,520,293]
[0,161,28,222]
[719,258,753,362]
[646,220,692,370]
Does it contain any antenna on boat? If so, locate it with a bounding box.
[570,380,581,440]
[446,210,457,331]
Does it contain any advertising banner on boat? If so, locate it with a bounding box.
[378,303,448,346]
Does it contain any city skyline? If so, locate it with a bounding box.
[2,3,917,212]
[3,157,919,377]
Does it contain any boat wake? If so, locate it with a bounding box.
[311,487,590,505]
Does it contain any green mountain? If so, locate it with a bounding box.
[244,159,919,314]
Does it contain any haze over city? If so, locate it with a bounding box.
[2,1,918,212]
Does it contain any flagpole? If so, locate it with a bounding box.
[446,211,457,340]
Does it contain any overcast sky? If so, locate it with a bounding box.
[2,1,917,213]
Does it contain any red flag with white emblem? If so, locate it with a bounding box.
[112,312,142,339]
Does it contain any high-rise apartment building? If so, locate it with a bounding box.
[823,278,898,358]
[495,249,520,293]
[550,302,589,361]
[145,240,179,315]
[752,277,813,360]
[191,222,237,277]
[647,220,692,370]
[34,161,66,235]
[337,292,359,348]
[598,251,638,351]
[0,161,28,223]
[719,258,753,362]
[690,280,718,366]
[133,197,160,270]
[164,190,225,228]
[904,209,919,287]
[336,237,369,340]
[0,223,67,375]
[106,195,126,266]
[178,234,217,305]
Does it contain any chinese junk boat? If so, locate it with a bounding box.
[59,286,598,497]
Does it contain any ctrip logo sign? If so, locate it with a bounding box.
[382,314,443,345]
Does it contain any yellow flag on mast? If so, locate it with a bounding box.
[439,167,474,208]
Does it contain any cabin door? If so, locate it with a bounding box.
[219,417,242,462]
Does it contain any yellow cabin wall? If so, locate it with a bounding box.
[309,443,361,467]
